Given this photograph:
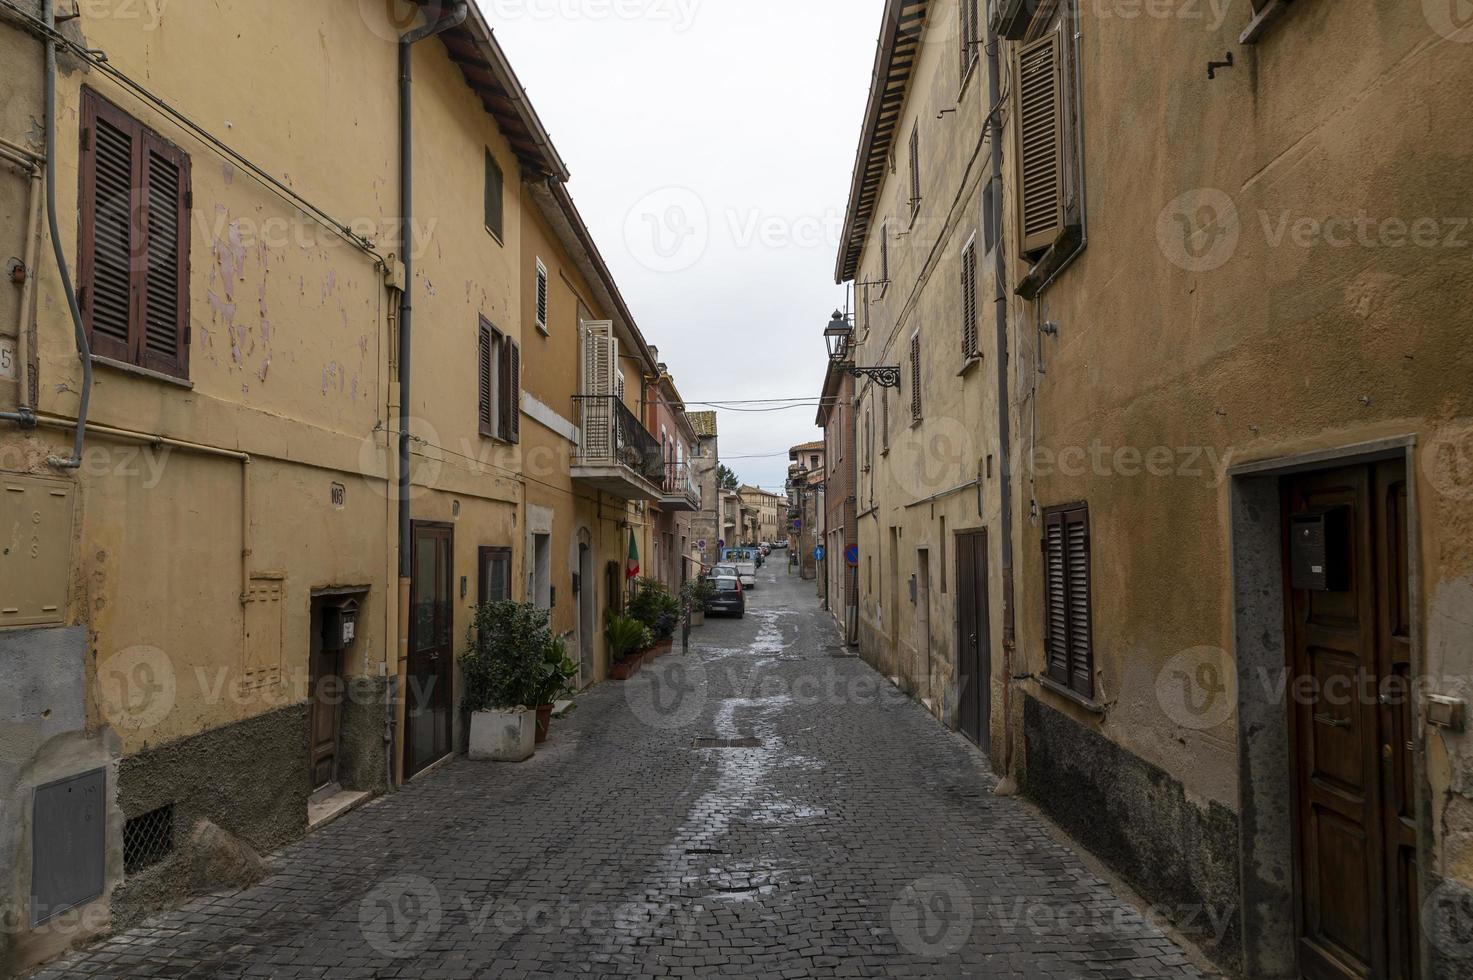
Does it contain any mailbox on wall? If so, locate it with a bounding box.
[1290,508,1351,592]
[321,597,359,652]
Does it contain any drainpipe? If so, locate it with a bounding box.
[986,18,1020,798]
[0,140,41,426]
[395,0,467,786]
[39,0,92,467]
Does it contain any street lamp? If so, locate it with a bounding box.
[824,310,901,388]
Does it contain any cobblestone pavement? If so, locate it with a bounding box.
[36,562,1208,979]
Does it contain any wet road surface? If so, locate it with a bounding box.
[35,561,1206,979]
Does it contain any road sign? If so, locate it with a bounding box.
[845,544,859,566]
[698,540,707,551]
[717,539,725,550]
[814,546,826,562]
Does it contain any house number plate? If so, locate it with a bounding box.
[0,338,15,381]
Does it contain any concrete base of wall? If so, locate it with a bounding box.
[1022,695,1242,973]
[111,702,311,928]
[337,676,389,796]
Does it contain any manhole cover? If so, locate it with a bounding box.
[692,737,763,749]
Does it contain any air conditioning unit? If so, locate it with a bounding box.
[989,0,1035,40]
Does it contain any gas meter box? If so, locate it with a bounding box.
[321,598,359,652]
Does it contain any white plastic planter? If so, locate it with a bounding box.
[468,708,535,762]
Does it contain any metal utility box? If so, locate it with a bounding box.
[1290,508,1351,592]
[321,597,359,653]
[31,768,106,926]
[1,474,75,627]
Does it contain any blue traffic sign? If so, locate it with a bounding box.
[813,546,826,562]
[845,544,859,566]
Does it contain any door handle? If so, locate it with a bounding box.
[1314,712,1350,729]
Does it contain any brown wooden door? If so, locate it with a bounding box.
[955,530,991,752]
[308,636,342,790]
[1284,460,1416,980]
[406,523,454,779]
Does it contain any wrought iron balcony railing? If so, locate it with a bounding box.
[661,461,701,508]
[572,395,664,485]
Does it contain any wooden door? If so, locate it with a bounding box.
[955,530,991,752]
[406,523,453,779]
[308,633,342,791]
[1284,460,1416,980]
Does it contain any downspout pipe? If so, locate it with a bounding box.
[393,0,466,790]
[397,0,467,579]
[41,0,92,465]
[986,20,1020,797]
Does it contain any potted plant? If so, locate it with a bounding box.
[683,578,714,628]
[628,579,680,658]
[606,612,652,681]
[461,601,549,762]
[532,637,578,744]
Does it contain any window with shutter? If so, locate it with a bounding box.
[498,333,514,441]
[909,331,922,421]
[505,339,521,444]
[79,89,190,379]
[960,0,980,81]
[880,223,889,284]
[478,546,512,604]
[1015,32,1065,256]
[961,238,979,361]
[534,259,548,334]
[881,388,890,453]
[908,125,921,218]
[484,150,504,242]
[478,318,497,438]
[1042,504,1094,699]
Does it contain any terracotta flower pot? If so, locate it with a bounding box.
[611,657,638,681]
[535,704,553,744]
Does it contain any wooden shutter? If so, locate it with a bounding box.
[908,125,921,214]
[1016,32,1065,255]
[79,90,189,377]
[1043,512,1070,687]
[478,320,495,437]
[909,332,922,421]
[79,94,136,364]
[961,240,978,360]
[1064,508,1093,696]
[506,339,521,444]
[1042,505,1093,698]
[498,335,514,441]
[535,261,548,331]
[139,131,189,378]
[582,320,615,397]
[484,151,504,239]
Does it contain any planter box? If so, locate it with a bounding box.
[535,704,553,744]
[690,610,705,627]
[610,656,640,681]
[468,708,535,762]
[644,638,674,661]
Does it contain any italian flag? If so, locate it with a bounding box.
[626,529,640,580]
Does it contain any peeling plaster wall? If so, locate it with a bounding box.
[994,0,1473,972]
[849,0,1007,754]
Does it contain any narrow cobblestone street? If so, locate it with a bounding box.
[39,565,1208,979]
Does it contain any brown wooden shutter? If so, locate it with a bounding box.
[961,240,978,360]
[497,334,513,440]
[478,321,495,437]
[139,131,190,378]
[1016,32,1065,255]
[535,264,548,330]
[506,339,521,445]
[1043,511,1070,687]
[484,151,504,239]
[909,332,922,420]
[1042,505,1093,697]
[79,91,138,364]
[908,125,921,215]
[1064,507,1093,696]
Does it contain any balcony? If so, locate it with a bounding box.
[572,396,664,500]
[658,461,701,512]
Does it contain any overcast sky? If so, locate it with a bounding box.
[489,0,887,493]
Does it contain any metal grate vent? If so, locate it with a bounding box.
[692,737,762,749]
[123,803,174,874]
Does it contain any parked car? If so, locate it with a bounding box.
[711,563,739,580]
[705,576,745,618]
[719,548,758,589]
